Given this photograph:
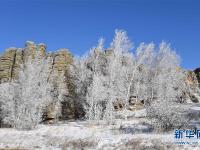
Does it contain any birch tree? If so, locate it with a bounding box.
[123,42,156,108]
[104,30,133,121]
[71,38,107,119]
[153,42,186,101]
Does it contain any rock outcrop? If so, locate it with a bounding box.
[0,41,46,83]
[0,41,75,121]
[183,70,200,103]
[194,68,200,87]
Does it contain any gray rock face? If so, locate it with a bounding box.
[194,68,200,87]
[182,70,200,103]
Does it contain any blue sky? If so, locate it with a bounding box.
[0,0,199,69]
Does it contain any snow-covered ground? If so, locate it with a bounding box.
[0,119,199,150]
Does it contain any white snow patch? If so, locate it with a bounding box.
[0,121,198,149]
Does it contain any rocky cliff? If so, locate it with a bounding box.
[0,41,45,83]
[0,41,75,121]
[0,41,72,83]
[184,70,200,103]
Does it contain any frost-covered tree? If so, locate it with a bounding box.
[127,42,155,102]
[84,39,108,120]
[0,52,55,129]
[85,74,107,120]
[0,82,18,127]
[70,30,195,129]
[151,42,187,101]
[70,39,107,119]
[104,30,133,121]
[71,30,134,121]
[146,42,188,131]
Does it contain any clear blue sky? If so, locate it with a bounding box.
[0,0,199,69]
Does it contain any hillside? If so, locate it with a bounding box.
[0,31,200,149]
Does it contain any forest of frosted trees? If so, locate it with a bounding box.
[0,30,198,131]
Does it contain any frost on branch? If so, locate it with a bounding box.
[85,74,107,120]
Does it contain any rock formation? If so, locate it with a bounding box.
[128,96,144,111]
[194,68,200,87]
[0,41,46,83]
[184,70,200,103]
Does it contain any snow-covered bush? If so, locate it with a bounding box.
[147,100,189,131]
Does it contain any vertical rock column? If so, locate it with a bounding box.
[194,68,200,87]
[53,50,75,120]
[46,49,75,120]
[0,48,20,83]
